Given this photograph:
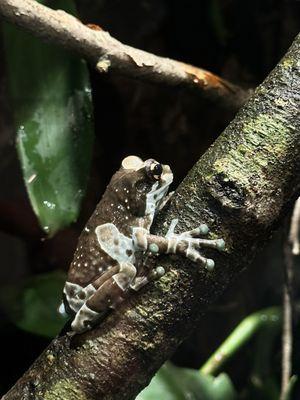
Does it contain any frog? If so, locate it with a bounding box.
[59,155,225,333]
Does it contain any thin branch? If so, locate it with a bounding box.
[281,268,293,400]
[0,0,248,109]
[280,202,299,400]
[2,33,300,400]
[289,197,300,255]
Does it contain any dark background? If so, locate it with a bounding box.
[0,0,299,396]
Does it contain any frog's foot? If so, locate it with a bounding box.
[71,262,136,333]
[166,219,225,271]
[133,221,225,272]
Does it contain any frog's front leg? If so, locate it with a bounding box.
[71,262,136,333]
[133,219,225,271]
[157,191,174,212]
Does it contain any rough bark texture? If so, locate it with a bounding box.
[0,0,248,109]
[2,30,300,400]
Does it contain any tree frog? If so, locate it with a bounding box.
[60,156,225,333]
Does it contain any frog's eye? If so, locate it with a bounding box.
[148,162,163,181]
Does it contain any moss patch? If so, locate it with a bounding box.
[44,379,88,400]
[210,114,289,187]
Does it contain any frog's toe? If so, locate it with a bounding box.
[216,239,225,251]
[198,224,209,235]
[205,258,215,272]
[155,266,166,278]
[186,247,210,267]
[194,238,225,251]
[182,224,209,238]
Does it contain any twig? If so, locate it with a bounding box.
[0,0,248,109]
[289,197,300,255]
[280,201,299,400]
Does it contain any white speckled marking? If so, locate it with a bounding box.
[132,227,148,250]
[63,282,97,313]
[71,303,100,332]
[113,262,136,290]
[63,281,84,312]
[95,223,135,264]
[166,237,179,254]
[145,171,173,225]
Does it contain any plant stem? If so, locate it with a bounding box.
[200,307,282,376]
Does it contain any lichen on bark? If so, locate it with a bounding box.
[44,379,88,400]
[3,34,300,400]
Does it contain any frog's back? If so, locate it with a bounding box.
[67,182,133,287]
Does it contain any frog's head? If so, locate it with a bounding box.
[110,155,173,224]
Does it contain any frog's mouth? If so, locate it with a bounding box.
[159,165,173,194]
[145,164,173,220]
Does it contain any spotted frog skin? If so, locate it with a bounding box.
[60,156,225,333]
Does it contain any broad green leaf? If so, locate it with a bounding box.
[136,362,236,400]
[0,271,68,338]
[3,0,94,236]
[283,376,298,400]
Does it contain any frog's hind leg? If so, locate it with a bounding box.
[61,281,86,315]
[71,262,136,333]
[61,279,102,316]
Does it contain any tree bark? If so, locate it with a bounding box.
[0,0,248,109]
[2,32,300,400]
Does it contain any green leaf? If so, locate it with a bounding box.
[283,376,298,400]
[0,271,68,338]
[136,362,236,400]
[3,0,94,236]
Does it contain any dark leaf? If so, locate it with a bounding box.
[3,0,94,236]
[136,362,236,400]
[0,271,68,338]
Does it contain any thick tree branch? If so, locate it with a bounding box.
[0,0,248,109]
[2,32,300,400]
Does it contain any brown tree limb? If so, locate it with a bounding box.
[2,32,300,400]
[0,0,248,109]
